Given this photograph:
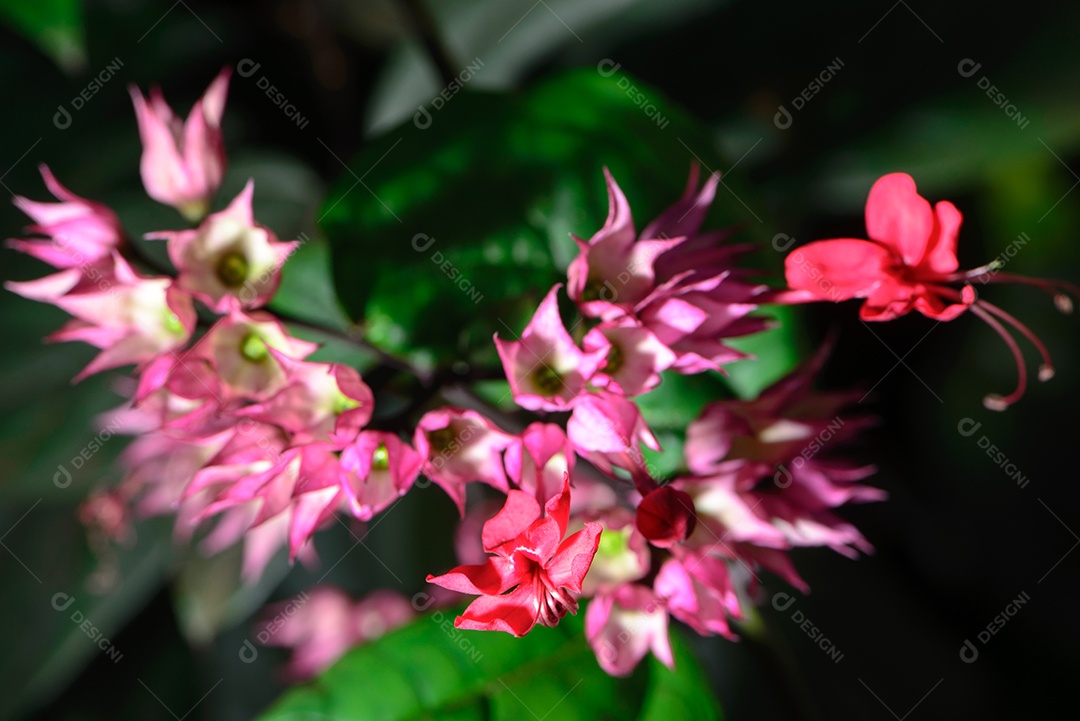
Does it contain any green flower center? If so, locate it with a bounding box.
[333,392,360,415]
[240,332,270,362]
[532,365,565,396]
[216,251,250,288]
[371,443,390,471]
[162,309,185,336]
[596,525,631,561]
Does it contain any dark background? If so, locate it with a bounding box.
[1,1,1077,719]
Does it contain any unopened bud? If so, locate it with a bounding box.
[636,487,697,548]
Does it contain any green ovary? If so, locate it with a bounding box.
[596,525,631,561]
[332,391,361,415]
[240,332,270,362]
[162,309,185,336]
[532,365,565,395]
[372,444,390,470]
[215,250,250,288]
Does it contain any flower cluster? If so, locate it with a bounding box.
[11,67,1070,682]
[426,169,883,675]
[6,70,422,583]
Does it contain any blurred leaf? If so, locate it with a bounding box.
[0,0,85,72]
[640,631,724,721]
[256,609,721,721]
[638,371,731,433]
[4,515,172,720]
[171,543,293,647]
[320,68,754,370]
[363,0,718,135]
[724,305,802,399]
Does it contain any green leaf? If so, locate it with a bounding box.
[319,68,751,369]
[4,515,172,719]
[256,608,721,721]
[171,542,293,647]
[723,305,802,400]
[640,630,723,721]
[0,0,85,72]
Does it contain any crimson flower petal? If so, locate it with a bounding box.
[545,522,602,593]
[785,239,894,301]
[426,558,510,596]
[481,490,541,553]
[865,172,934,267]
[454,583,539,637]
[923,200,963,275]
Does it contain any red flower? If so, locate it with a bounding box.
[426,476,602,636]
[783,172,1078,410]
[784,172,971,322]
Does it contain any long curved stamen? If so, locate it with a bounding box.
[950,270,1080,314]
[949,262,1004,280]
[974,299,1055,381]
[968,302,1028,411]
[932,283,1055,385]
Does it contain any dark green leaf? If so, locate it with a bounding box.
[0,0,85,72]
[319,69,752,369]
[257,608,721,721]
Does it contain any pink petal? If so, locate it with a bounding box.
[585,584,673,676]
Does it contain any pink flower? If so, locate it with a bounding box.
[635,273,769,374]
[149,181,298,313]
[565,167,771,374]
[671,348,880,561]
[142,308,317,402]
[236,356,373,447]
[7,165,122,268]
[116,427,231,521]
[494,284,607,411]
[654,552,741,639]
[129,69,230,219]
[260,587,414,681]
[583,321,674,396]
[566,391,659,484]
[567,169,681,317]
[643,165,748,285]
[340,431,422,521]
[426,476,602,636]
[504,422,575,504]
[585,583,673,676]
[7,254,196,381]
[683,342,882,511]
[197,442,344,560]
[782,172,1079,409]
[574,508,650,597]
[414,407,516,513]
